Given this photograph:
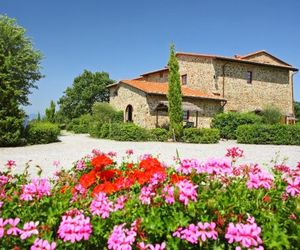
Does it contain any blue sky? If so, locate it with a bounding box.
[1,0,300,115]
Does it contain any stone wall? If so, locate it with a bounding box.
[109,84,151,128]
[143,71,168,83]
[214,60,293,114]
[177,55,218,94]
[242,53,287,67]
[175,54,293,116]
[110,84,222,129]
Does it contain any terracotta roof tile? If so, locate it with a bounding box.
[119,79,225,101]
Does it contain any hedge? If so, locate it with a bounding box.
[109,123,150,141]
[26,122,60,144]
[236,124,300,145]
[149,128,170,142]
[183,128,220,143]
[211,112,262,139]
[67,114,93,134]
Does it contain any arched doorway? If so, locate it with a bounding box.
[125,105,133,122]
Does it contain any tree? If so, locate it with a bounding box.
[0,16,43,146]
[45,100,56,123]
[37,112,41,121]
[294,101,300,121]
[58,70,113,120]
[167,44,183,140]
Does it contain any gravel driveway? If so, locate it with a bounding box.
[0,132,299,177]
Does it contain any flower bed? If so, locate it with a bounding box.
[0,148,299,249]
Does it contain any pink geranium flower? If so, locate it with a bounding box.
[6,160,16,169]
[58,211,92,243]
[20,221,39,240]
[90,192,113,218]
[176,180,198,205]
[286,176,300,197]
[31,238,56,250]
[7,218,22,236]
[0,218,8,238]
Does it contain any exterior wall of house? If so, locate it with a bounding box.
[177,55,218,94]
[109,84,152,128]
[146,95,221,128]
[241,53,287,66]
[176,54,293,116]
[109,84,222,129]
[213,60,293,114]
[143,71,168,83]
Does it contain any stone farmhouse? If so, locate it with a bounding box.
[108,50,298,128]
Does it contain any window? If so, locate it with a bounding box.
[183,111,189,121]
[246,71,252,84]
[159,72,163,78]
[181,74,187,85]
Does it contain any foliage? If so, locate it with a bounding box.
[25,121,60,144]
[294,101,300,122]
[109,123,150,141]
[92,102,123,123]
[0,148,299,249]
[211,112,262,139]
[45,100,56,123]
[149,128,169,142]
[236,124,300,145]
[261,105,282,125]
[67,115,93,134]
[58,70,114,120]
[183,128,220,143]
[167,44,183,141]
[0,15,43,146]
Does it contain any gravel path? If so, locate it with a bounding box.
[0,132,299,177]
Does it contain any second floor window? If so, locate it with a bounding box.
[246,71,252,84]
[181,74,187,85]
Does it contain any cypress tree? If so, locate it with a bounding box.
[167,44,183,141]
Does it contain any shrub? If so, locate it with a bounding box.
[92,102,123,123]
[26,122,60,144]
[211,112,262,139]
[68,114,93,133]
[109,123,150,141]
[0,116,25,146]
[236,124,300,145]
[183,128,220,143]
[261,105,282,124]
[149,128,169,141]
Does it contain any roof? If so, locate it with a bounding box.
[155,101,203,112]
[140,68,169,76]
[176,51,298,71]
[236,50,292,66]
[111,79,225,101]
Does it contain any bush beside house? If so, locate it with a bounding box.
[26,122,60,144]
[211,112,262,139]
[183,128,220,144]
[236,124,300,145]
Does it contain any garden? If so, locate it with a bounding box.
[0,147,299,249]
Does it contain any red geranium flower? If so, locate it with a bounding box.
[92,181,117,196]
[79,170,96,189]
[91,155,113,171]
[96,169,121,181]
[170,174,186,184]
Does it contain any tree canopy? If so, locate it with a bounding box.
[58,70,113,120]
[167,44,183,140]
[0,15,43,146]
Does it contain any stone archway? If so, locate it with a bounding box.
[125,105,133,122]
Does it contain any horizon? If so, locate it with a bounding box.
[1,0,300,115]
